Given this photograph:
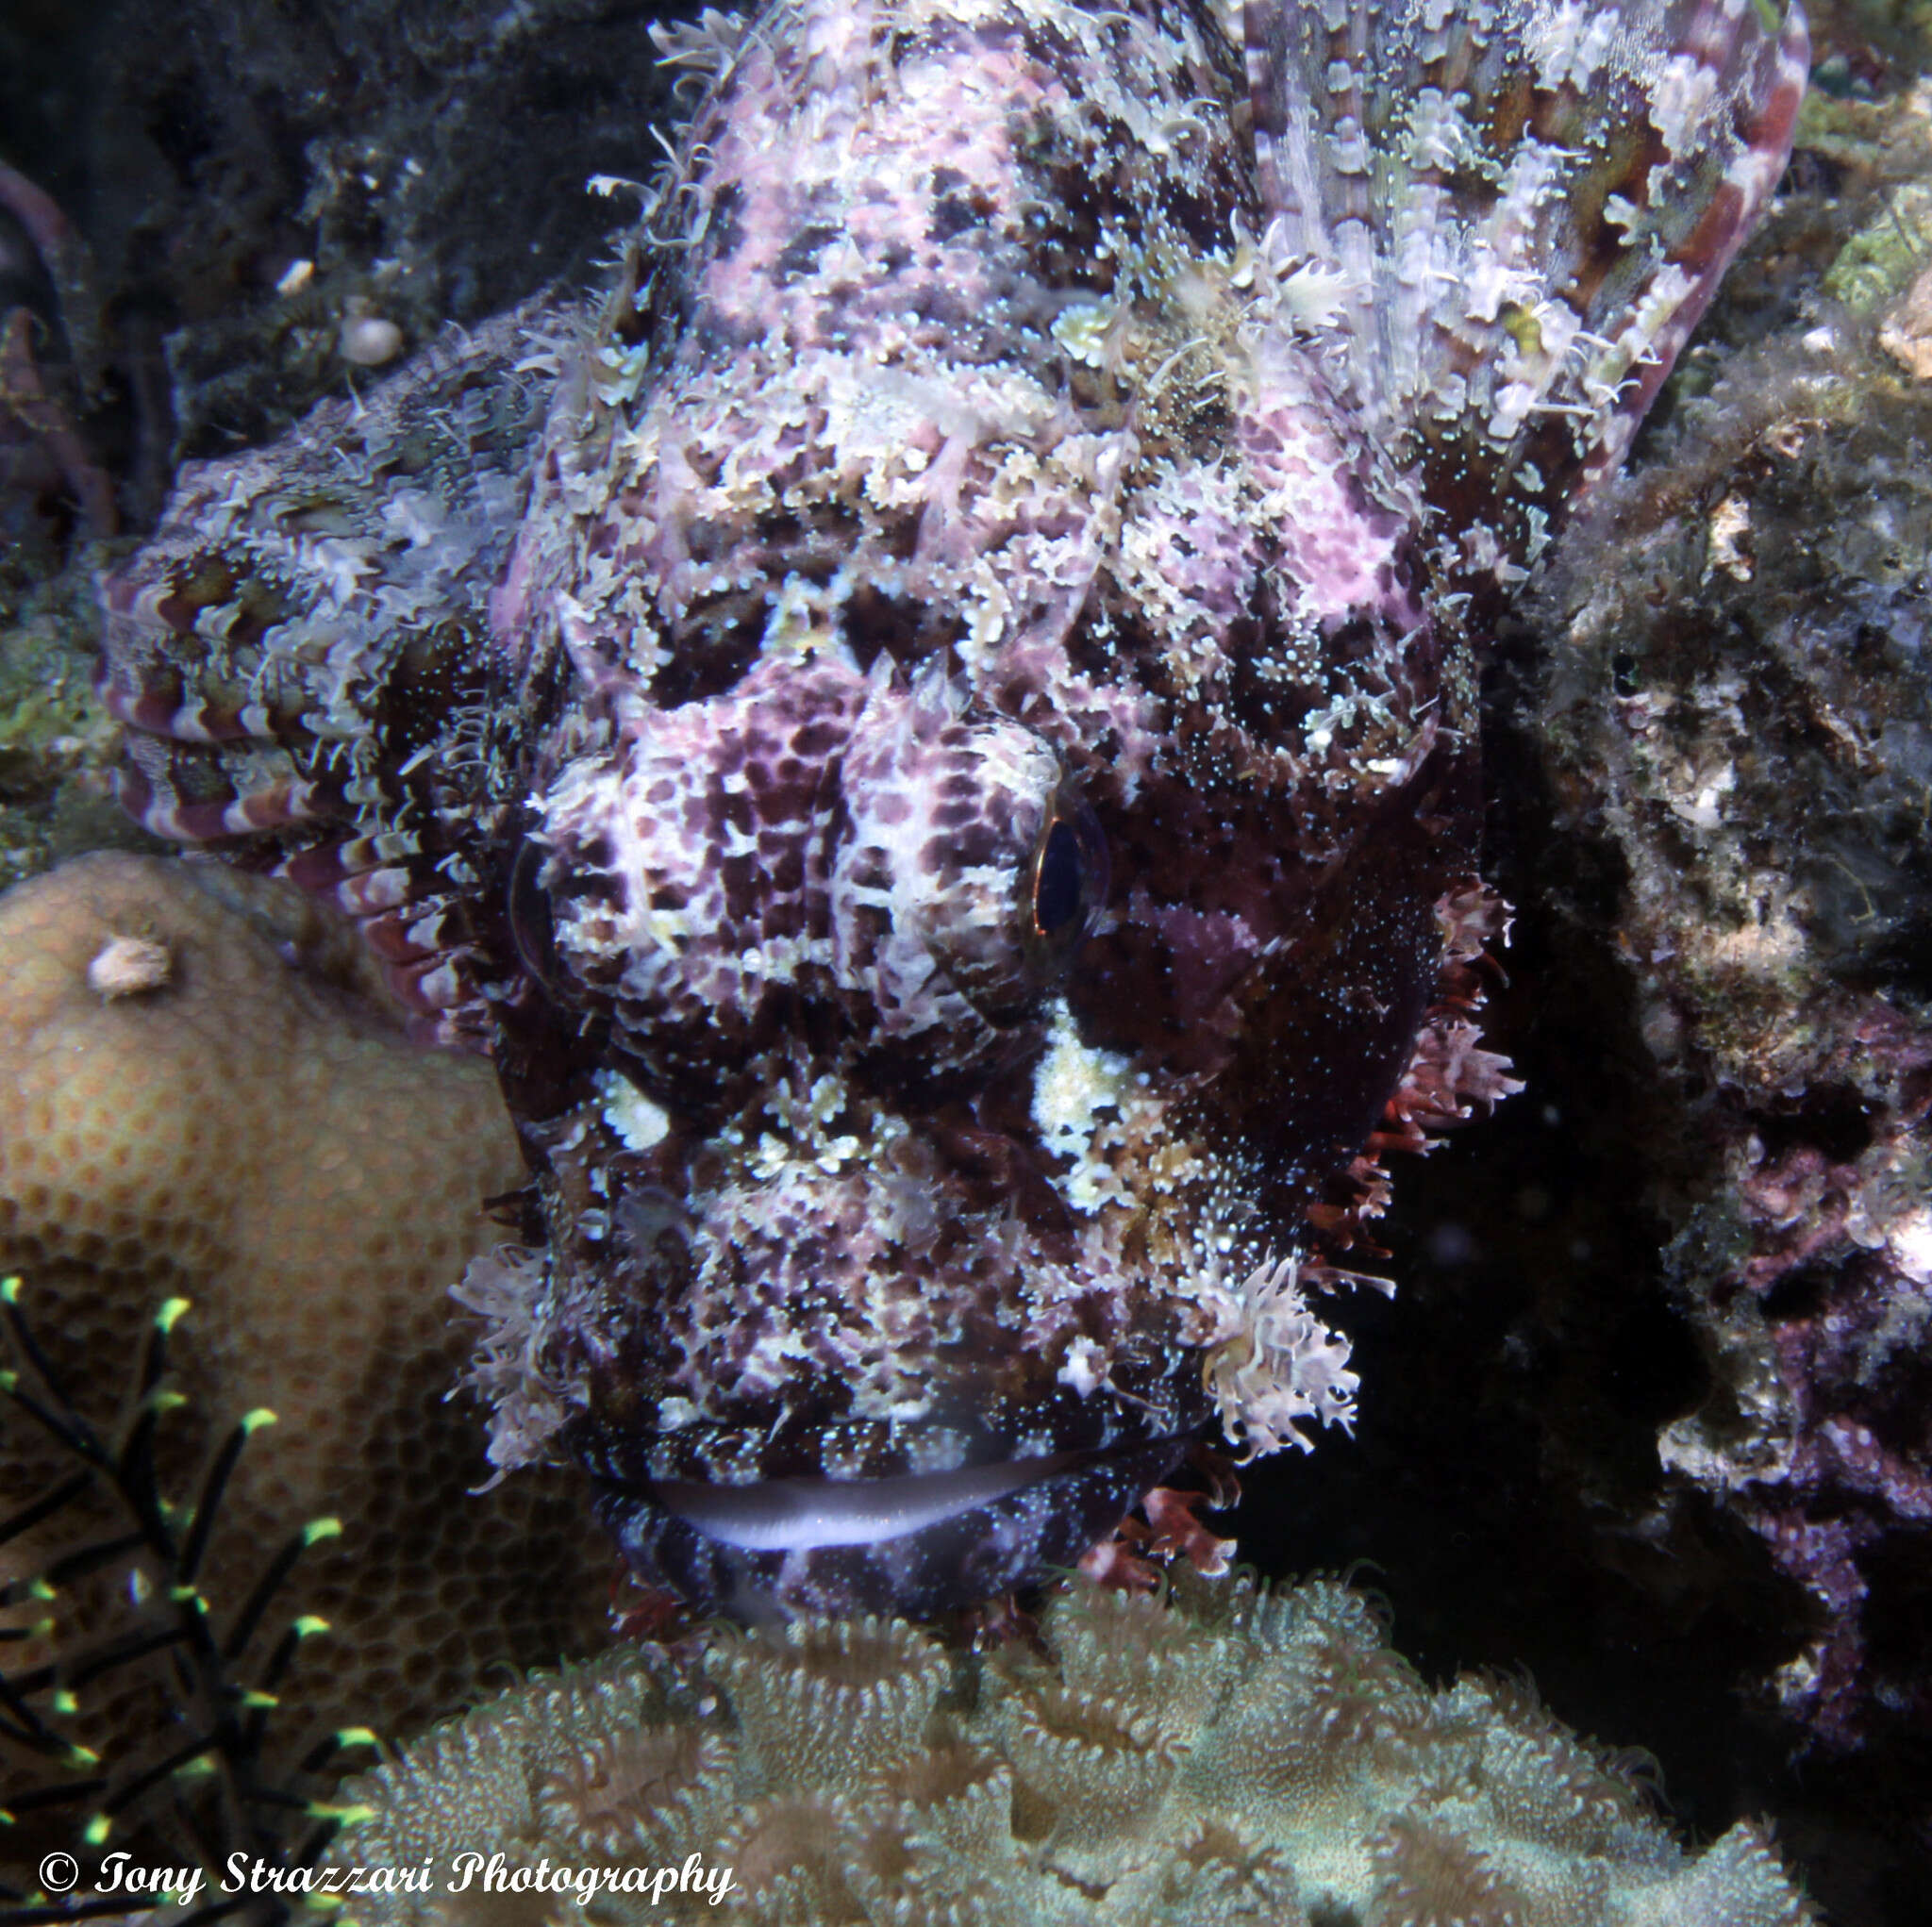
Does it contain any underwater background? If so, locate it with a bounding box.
[2,1,1931,1921]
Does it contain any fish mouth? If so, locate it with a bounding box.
[649,1448,1102,1553]
[598,1434,1193,1620]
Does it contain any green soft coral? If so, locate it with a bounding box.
[327,1573,1816,1927]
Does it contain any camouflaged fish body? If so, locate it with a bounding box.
[98,0,1807,1617]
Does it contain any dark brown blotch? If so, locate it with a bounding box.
[774,222,845,283]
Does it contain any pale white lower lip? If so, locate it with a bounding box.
[651,1451,1086,1553]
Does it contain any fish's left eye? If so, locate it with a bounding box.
[1027,789,1108,962]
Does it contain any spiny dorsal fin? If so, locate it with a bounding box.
[1243,0,1808,585]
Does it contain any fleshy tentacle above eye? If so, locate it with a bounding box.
[830,671,1108,1049]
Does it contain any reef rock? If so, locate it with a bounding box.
[1525,83,1932,1766]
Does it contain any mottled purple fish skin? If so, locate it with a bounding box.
[98,0,1807,1619]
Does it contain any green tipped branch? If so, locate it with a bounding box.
[0,1279,342,1920]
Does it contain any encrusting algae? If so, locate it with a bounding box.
[324,1572,1816,1927]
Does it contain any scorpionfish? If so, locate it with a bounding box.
[98,0,1808,1618]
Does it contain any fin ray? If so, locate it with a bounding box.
[1243,0,1809,580]
[97,305,568,1045]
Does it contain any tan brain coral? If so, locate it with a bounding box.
[0,852,608,1865]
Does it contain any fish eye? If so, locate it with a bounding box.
[832,709,1108,1037]
[508,836,562,990]
[1026,789,1108,963]
[1033,819,1084,938]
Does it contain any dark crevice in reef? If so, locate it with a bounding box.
[1237,636,1929,1925]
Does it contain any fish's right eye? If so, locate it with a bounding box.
[508,837,563,992]
[1027,788,1108,964]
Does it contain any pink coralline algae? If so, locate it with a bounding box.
[1658,1022,1932,1756]
[95,0,1807,1620]
[1524,160,1932,1772]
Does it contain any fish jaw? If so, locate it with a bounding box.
[595,1438,1192,1620]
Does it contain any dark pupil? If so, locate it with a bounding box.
[1033,818,1085,938]
[508,838,560,988]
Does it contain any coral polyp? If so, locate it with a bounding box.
[325,1572,1817,1926]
